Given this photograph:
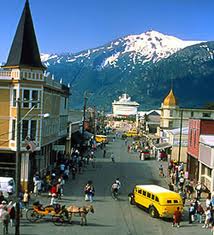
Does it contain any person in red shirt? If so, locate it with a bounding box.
[172,207,182,228]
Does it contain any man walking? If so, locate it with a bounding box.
[1,205,10,234]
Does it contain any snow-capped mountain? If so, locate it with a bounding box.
[41,30,214,110]
[41,30,202,70]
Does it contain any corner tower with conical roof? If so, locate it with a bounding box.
[3,0,45,70]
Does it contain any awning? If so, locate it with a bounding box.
[84,131,93,140]
[153,142,172,150]
[71,131,84,145]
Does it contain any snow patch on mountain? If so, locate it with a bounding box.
[41,53,58,62]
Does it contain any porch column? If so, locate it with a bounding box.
[21,152,30,191]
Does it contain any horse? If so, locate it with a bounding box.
[66,204,94,226]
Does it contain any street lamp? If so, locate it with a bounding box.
[82,91,92,138]
[15,98,49,235]
[177,109,183,163]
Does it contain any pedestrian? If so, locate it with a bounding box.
[103,149,106,158]
[196,202,204,224]
[23,190,30,210]
[71,166,77,180]
[189,203,195,224]
[0,192,6,204]
[1,205,10,235]
[172,207,182,228]
[84,181,95,202]
[203,207,211,228]
[159,164,164,177]
[168,182,174,191]
[111,152,115,163]
[206,195,211,209]
[8,203,15,227]
[195,182,203,200]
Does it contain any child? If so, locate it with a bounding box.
[23,190,30,210]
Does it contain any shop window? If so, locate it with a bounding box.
[203,112,211,117]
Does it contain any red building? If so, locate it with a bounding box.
[187,118,214,180]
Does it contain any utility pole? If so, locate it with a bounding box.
[178,109,183,163]
[15,98,21,235]
[93,106,96,139]
[82,95,87,138]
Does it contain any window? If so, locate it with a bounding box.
[32,90,39,108]
[23,90,30,107]
[11,120,16,141]
[169,110,173,117]
[143,191,146,196]
[167,200,172,203]
[155,197,159,202]
[22,89,40,108]
[207,167,212,177]
[169,121,173,128]
[151,194,155,200]
[201,165,205,175]
[147,192,151,198]
[22,120,29,141]
[191,111,194,117]
[203,112,211,117]
[190,129,192,146]
[30,120,37,141]
[138,189,142,194]
[64,97,67,109]
[12,89,17,107]
[174,200,178,203]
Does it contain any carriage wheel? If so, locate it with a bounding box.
[26,209,40,222]
[52,215,65,226]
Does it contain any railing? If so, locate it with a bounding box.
[0,71,11,79]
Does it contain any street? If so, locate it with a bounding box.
[13,138,211,235]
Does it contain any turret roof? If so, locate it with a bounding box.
[163,89,177,106]
[3,0,45,70]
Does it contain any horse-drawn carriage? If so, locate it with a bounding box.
[26,202,94,226]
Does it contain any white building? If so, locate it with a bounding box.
[199,135,214,192]
[112,94,139,116]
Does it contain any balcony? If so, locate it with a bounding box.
[0,70,11,80]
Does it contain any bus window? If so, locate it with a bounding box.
[143,191,146,196]
[155,196,159,202]
[151,194,155,200]
[174,200,178,203]
[147,192,151,198]
[167,200,172,203]
[138,189,142,194]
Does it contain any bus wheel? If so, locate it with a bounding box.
[149,206,158,218]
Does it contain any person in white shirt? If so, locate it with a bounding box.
[202,207,211,228]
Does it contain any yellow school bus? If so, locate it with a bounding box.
[128,185,183,218]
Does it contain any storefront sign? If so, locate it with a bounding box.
[53,145,65,151]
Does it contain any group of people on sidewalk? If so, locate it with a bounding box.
[162,159,214,230]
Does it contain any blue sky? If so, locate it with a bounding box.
[0,0,214,62]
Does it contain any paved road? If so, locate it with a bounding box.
[9,138,211,235]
